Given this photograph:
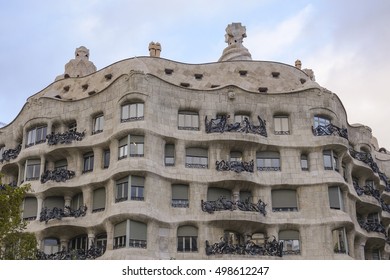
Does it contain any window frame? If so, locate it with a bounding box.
[26,159,41,181]
[121,102,144,122]
[26,125,47,147]
[185,147,208,169]
[256,151,281,171]
[274,115,290,135]
[92,114,104,134]
[177,226,198,252]
[314,115,331,129]
[178,111,199,131]
[332,227,348,254]
[271,189,298,212]
[83,152,94,173]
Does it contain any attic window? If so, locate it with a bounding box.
[63,86,70,92]
[105,73,112,80]
[165,68,174,75]
[211,85,220,88]
[194,74,203,80]
[180,82,190,88]
[239,70,247,76]
[258,87,268,93]
[300,78,306,84]
[82,84,89,91]
[272,72,280,78]
[88,91,96,96]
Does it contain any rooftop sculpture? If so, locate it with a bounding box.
[219,22,252,62]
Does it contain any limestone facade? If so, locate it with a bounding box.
[1,24,390,260]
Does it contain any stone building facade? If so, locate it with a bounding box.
[1,23,390,260]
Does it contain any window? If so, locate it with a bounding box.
[44,196,64,210]
[323,150,339,171]
[207,187,231,201]
[115,177,129,203]
[26,125,47,147]
[185,147,208,168]
[23,197,37,221]
[274,116,290,135]
[371,249,381,260]
[83,152,94,173]
[71,193,83,210]
[234,114,250,124]
[256,151,281,171]
[178,111,199,130]
[93,188,106,213]
[54,159,67,171]
[177,226,198,252]
[43,238,60,255]
[230,151,242,162]
[96,234,107,251]
[172,184,189,208]
[300,154,309,171]
[103,149,110,168]
[365,180,375,189]
[272,189,298,212]
[121,103,144,122]
[118,135,144,159]
[332,228,348,254]
[114,220,147,249]
[26,159,41,181]
[314,115,330,128]
[328,186,344,210]
[130,176,145,201]
[251,233,266,246]
[367,213,380,224]
[279,230,300,255]
[93,115,104,134]
[165,144,175,166]
[68,122,77,132]
[69,235,88,251]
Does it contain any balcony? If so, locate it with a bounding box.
[201,196,267,216]
[205,115,267,137]
[358,220,387,236]
[216,159,254,173]
[312,123,348,140]
[39,205,87,223]
[40,169,75,183]
[46,130,85,145]
[0,144,21,163]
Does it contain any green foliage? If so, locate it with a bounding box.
[0,174,37,259]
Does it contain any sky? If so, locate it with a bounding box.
[0,0,389,148]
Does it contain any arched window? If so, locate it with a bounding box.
[121,102,144,122]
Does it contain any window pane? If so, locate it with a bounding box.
[122,105,129,120]
[137,103,144,117]
[130,104,137,118]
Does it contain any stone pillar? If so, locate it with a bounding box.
[176,140,185,167]
[232,190,240,202]
[105,221,114,250]
[110,139,119,164]
[64,195,72,208]
[83,186,94,213]
[40,154,46,175]
[93,146,102,170]
[36,194,44,220]
[88,233,95,248]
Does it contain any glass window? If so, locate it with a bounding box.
[177,226,198,252]
[118,137,128,160]
[68,122,77,132]
[26,125,47,147]
[272,189,298,212]
[96,234,107,252]
[279,230,300,255]
[26,159,41,181]
[93,115,104,134]
[300,154,309,171]
[165,144,175,166]
[314,115,330,128]
[207,187,231,201]
[367,213,379,223]
[43,238,60,255]
[230,151,242,162]
[83,152,94,173]
[256,151,281,171]
[185,147,208,168]
[274,116,290,135]
[71,193,83,210]
[113,221,127,249]
[234,114,250,123]
[114,220,147,249]
[328,186,344,211]
[130,176,145,201]
[172,184,189,208]
[178,111,199,130]
[69,235,88,251]
[115,178,129,203]
[103,149,110,168]
[92,187,106,212]
[323,150,338,171]
[54,159,68,171]
[121,103,144,122]
[332,228,348,254]
[129,135,144,157]
[23,197,37,220]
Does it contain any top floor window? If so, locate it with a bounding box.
[314,115,330,128]
[121,103,144,122]
[26,125,47,147]
[93,115,104,134]
[234,114,250,124]
[274,116,290,135]
[178,111,199,130]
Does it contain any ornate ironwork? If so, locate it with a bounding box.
[121,116,144,123]
[216,160,254,173]
[0,144,21,162]
[201,196,267,216]
[205,115,267,137]
[46,130,85,145]
[379,172,390,192]
[312,124,348,140]
[35,245,105,260]
[40,169,75,183]
[358,220,387,236]
[353,180,364,196]
[39,205,87,223]
[349,148,380,173]
[205,236,283,257]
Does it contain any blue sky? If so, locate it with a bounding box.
[1,0,389,148]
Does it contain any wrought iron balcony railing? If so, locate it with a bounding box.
[216,160,254,173]
[358,220,387,236]
[40,169,75,183]
[205,236,283,257]
[0,144,21,163]
[172,199,189,208]
[312,123,348,140]
[205,115,267,137]
[35,245,105,260]
[39,205,87,223]
[46,130,85,145]
[201,196,267,216]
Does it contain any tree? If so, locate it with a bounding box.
[0,174,37,259]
